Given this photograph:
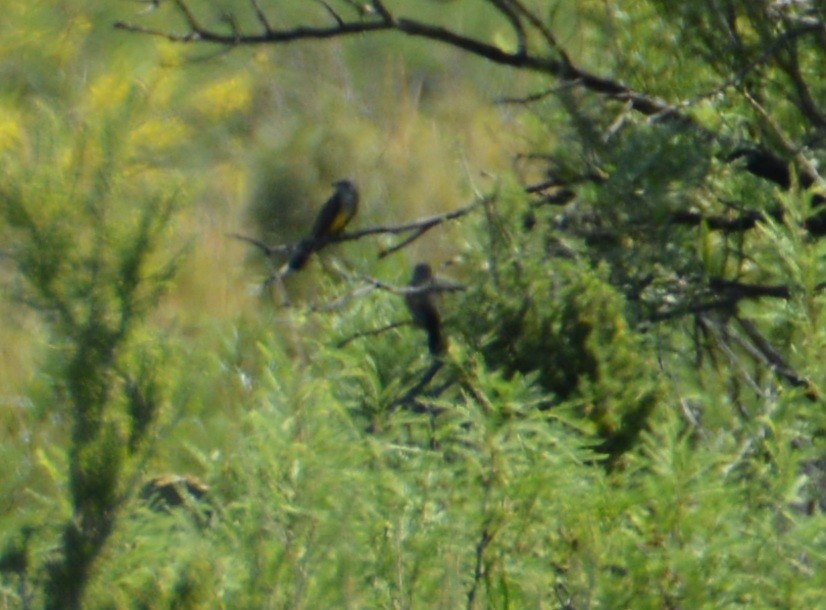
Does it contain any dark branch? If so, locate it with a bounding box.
[341,197,485,242]
[507,0,574,67]
[314,0,345,27]
[231,196,487,271]
[669,209,766,233]
[357,275,466,297]
[370,0,393,23]
[114,0,691,128]
[708,278,791,300]
[735,317,819,400]
[227,232,290,258]
[335,320,408,348]
[489,0,528,57]
[649,275,826,323]
[249,0,272,33]
[388,360,446,414]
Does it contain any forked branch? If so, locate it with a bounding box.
[114,0,693,126]
[231,194,488,264]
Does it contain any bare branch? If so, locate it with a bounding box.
[506,0,574,67]
[113,20,202,42]
[371,0,393,23]
[669,209,766,233]
[249,0,272,33]
[343,197,485,242]
[231,196,487,276]
[357,274,466,297]
[222,11,241,42]
[742,89,824,188]
[379,227,432,258]
[227,232,291,257]
[735,317,817,398]
[708,278,792,300]
[335,320,408,348]
[171,0,204,33]
[669,22,826,116]
[728,317,819,400]
[489,0,527,56]
[389,360,447,414]
[697,315,770,399]
[114,1,685,127]
[315,0,345,27]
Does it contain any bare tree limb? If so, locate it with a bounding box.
[489,0,527,57]
[742,89,824,188]
[357,274,466,297]
[249,0,272,33]
[227,232,291,258]
[314,0,344,27]
[697,315,770,399]
[370,0,393,23]
[335,320,408,348]
[114,0,692,128]
[231,196,488,271]
[506,0,573,67]
[171,0,203,33]
[389,360,447,414]
[735,317,817,399]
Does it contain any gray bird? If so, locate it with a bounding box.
[288,179,359,272]
[405,263,446,356]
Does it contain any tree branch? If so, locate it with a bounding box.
[249,0,272,33]
[114,0,692,128]
[489,0,527,57]
[231,195,488,270]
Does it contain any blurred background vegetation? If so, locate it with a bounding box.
[1,1,825,608]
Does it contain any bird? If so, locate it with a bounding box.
[405,263,447,356]
[286,179,359,272]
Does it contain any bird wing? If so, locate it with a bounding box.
[311,192,349,240]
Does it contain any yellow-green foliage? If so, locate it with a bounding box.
[454,193,662,456]
[1,1,825,609]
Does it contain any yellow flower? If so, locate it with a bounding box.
[192,74,252,120]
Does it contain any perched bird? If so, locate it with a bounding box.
[405,263,446,356]
[287,179,359,272]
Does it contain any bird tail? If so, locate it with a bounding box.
[287,238,316,272]
[426,323,447,356]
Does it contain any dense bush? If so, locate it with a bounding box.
[1,1,824,608]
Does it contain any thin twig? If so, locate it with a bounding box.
[335,320,409,348]
[172,0,204,33]
[489,0,527,56]
[388,360,446,413]
[742,89,823,188]
[314,0,344,27]
[342,196,489,242]
[380,227,431,258]
[227,233,291,257]
[356,274,466,297]
[371,0,393,23]
[507,0,574,67]
[249,0,272,33]
[493,79,582,105]
[735,317,819,400]
[466,513,495,610]
[232,197,488,270]
[310,282,380,312]
[697,315,768,398]
[114,0,693,130]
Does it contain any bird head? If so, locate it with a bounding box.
[332,179,357,193]
[410,263,434,285]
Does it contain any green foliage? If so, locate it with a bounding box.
[1,91,182,608]
[452,189,662,460]
[2,1,826,609]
